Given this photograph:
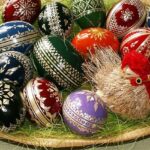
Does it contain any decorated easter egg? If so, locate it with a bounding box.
[120,28,150,57]
[32,35,84,89]
[38,2,73,37]
[72,0,106,29]
[63,90,107,136]
[21,77,62,127]
[106,0,146,38]
[0,80,26,132]
[0,21,40,54]
[147,9,150,27]
[72,27,120,58]
[0,51,33,87]
[3,0,41,23]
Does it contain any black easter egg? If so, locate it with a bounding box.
[0,80,26,132]
[38,2,73,37]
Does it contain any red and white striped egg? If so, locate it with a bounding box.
[120,28,150,57]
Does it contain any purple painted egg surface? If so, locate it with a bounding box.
[63,90,107,136]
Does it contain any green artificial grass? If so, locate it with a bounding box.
[0,0,150,145]
[11,108,150,140]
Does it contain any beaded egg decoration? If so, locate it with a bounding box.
[72,27,119,58]
[72,0,106,29]
[3,0,41,23]
[120,28,150,57]
[63,90,107,136]
[32,35,84,89]
[21,77,62,127]
[0,21,40,54]
[38,2,73,37]
[0,51,33,87]
[0,80,26,132]
[106,0,146,38]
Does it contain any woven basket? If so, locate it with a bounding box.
[0,0,150,148]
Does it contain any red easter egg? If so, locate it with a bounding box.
[120,28,150,57]
[22,77,62,127]
[72,27,119,58]
[106,0,146,38]
[3,0,41,23]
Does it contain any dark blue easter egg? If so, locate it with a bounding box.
[0,21,40,54]
[0,51,33,87]
[0,80,26,132]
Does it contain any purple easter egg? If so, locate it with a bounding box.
[63,90,107,136]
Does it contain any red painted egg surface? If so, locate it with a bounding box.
[22,77,62,127]
[120,28,150,57]
[106,0,146,38]
[72,27,119,58]
[3,0,41,23]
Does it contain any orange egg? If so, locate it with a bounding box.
[72,27,120,58]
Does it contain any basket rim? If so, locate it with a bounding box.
[0,126,150,148]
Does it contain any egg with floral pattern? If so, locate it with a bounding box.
[0,80,26,132]
[32,35,84,89]
[106,0,146,38]
[38,2,73,37]
[72,27,119,58]
[21,77,62,127]
[63,90,107,136]
[0,21,40,54]
[3,0,41,23]
[0,51,33,87]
